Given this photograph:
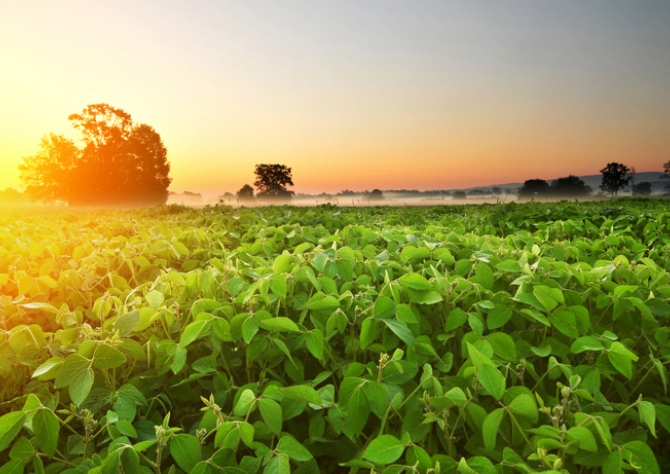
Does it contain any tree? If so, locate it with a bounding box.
[660,161,670,192]
[368,189,383,200]
[599,162,630,198]
[18,104,171,206]
[236,184,255,201]
[550,175,591,197]
[18,134,79,203]
[518,179,549,198]
[253,164,294,199]
[632,182,652,196]
[491,187,502,195]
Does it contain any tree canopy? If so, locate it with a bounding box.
[368,189,384,200]
[253,164,294,199]
[236,184,255,201]
[518,179,550,198]
[550,175,591,196]
[18,104,171,206]
[599,162,630,198]
[632,181,652,196]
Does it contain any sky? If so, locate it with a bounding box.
[1,1,669,195]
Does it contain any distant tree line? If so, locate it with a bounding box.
[518,175,592,198]
[17,106,670,206]
[515,162,670,199]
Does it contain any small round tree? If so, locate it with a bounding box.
[236,184,255,201]
[254,164,294,200]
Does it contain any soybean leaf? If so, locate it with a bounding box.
[280,385,322,406]
[507,394,538,423]
[145,290,164,308]
[496,260,521,273]
[475,263,494,290]
[270,274,287,298]
[348,387,370,436]
[0,460,24,474]
[487,332,517,362]
[33,409,60,456]
[54,354,90,389]
[305,329,324,361]
[171,434,201,473]
[93,344,127,369]
[549,309,579,338]
[234,389,256,417]
[566,426,597,452]
[374,295,396,319]
[276,435,313,461]
[0,412,26,452]
[264,453,290,474]
[69,368,94,406]
[180,320,212,348]
[571,336,604,354]
[363,435,405,464]
[259,317,300,333]
[623,441,660,474]
[482,408,504,450]
[32,357,64,380]
[487,305,512,330]
[383,320,415,346]
[398,273,432,291]
[638,401,657,438]
[478,365,506,400]
[258,399,283,436]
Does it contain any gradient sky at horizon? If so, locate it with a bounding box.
[1,1,669,195]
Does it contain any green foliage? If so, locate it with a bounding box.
[1,199,670,473]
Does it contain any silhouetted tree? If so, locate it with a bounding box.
[518,179,549,198]
[600,162,630,198]
[369,189,383,200]
[18,134,79,203]
[254,164,294,199]
[660,161,670,192]
[550,175,591,196]
[632,182,652,196]
[452,191,467,199]
[492,187,502,195]
[237,184,255,201]
[19,104,171,205]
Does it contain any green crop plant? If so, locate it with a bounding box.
[0,199,669,473]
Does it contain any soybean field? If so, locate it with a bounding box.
[0,200,669,474]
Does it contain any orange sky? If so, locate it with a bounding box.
[1,1,669,195]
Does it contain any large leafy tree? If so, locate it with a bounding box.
[518,179,549,198]
[17,134,79,203]
[19,104,171,205]
[599,162,630,198]
[550,175,591,196]
[253,164,294,199]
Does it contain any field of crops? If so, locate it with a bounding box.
[1,200,669,474]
